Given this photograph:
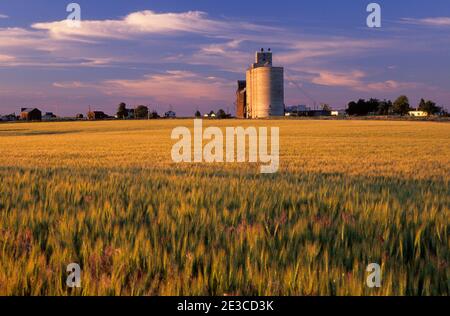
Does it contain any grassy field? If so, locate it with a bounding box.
[0,119,448,295]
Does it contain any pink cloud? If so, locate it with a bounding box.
[53,81,91,89]
[277,39,388,65]
[401,17,450,27]
[312,70,365,87]
[0,54,15,63]
[362,80,418,92]
[100,71,234,104]
[309,69,420,93]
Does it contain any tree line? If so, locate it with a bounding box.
[346,95,445,116]
[116,103,159,119]
[194,109,231,119]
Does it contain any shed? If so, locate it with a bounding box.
[20,108,42,121]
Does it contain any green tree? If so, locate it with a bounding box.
[418,99,441,115]
[392,95,411,115]
[376,99,393,115]
[195,110,202,118]
[418,98,427,111]
[321,104,332,112]
[149,111,160,119]
[117,102,128,119]
[135,105,149,119]
[217,109,227,119]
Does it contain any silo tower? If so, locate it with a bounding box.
[245,48,284,118]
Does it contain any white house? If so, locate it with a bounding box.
[331,110,345,116]
[408,111,428,117]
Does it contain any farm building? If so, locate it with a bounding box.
[87,111,108,120]
[236,80,247,118]
[284,105,332,117]
[285,105,310,116]
[165,111,176,118]
[20,108,42,121]
[331,110,346,116]
[42,112,57,121]
[409,111,428,117]
[0,113,17,121]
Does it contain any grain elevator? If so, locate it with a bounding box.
[236,49,284,118]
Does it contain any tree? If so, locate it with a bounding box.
[321,104,332,112]
[117,102,128,119]
[149,111,160,119]
[195,110,202,118]
[392,95,411,115]
[216,109,227,119]
[346,101,358,115]
[366,98,380,115]
[135,105,149,119]
[376,99,392,115]
[418,99,441,115]
[346,99,370,116]
[418,98,427,111]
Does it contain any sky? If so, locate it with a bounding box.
[0,0,449,116]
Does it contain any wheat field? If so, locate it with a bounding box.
[0,119,448,295]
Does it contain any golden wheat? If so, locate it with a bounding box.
[0,119,448,295]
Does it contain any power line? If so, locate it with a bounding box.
[285,70,321,110]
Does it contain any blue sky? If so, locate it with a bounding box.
[0,0,449,116]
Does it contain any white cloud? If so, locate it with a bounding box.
[0,27,50,49]
[401,17,450,27]
[277,39,389,65]
[307,69,419,92]
[31,10,273,40]
[0,14,8,19]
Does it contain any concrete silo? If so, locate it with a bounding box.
[245,49,284,118]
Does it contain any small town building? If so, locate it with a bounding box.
[285,105,310,116]
[409,111,428,117]
[42,112,57,121]
[20,108,42,121]
[165,111,176,118]
[87,111,108,120]
[331,110,346,116]
[0,113,17,121]
[236,80,247,118]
